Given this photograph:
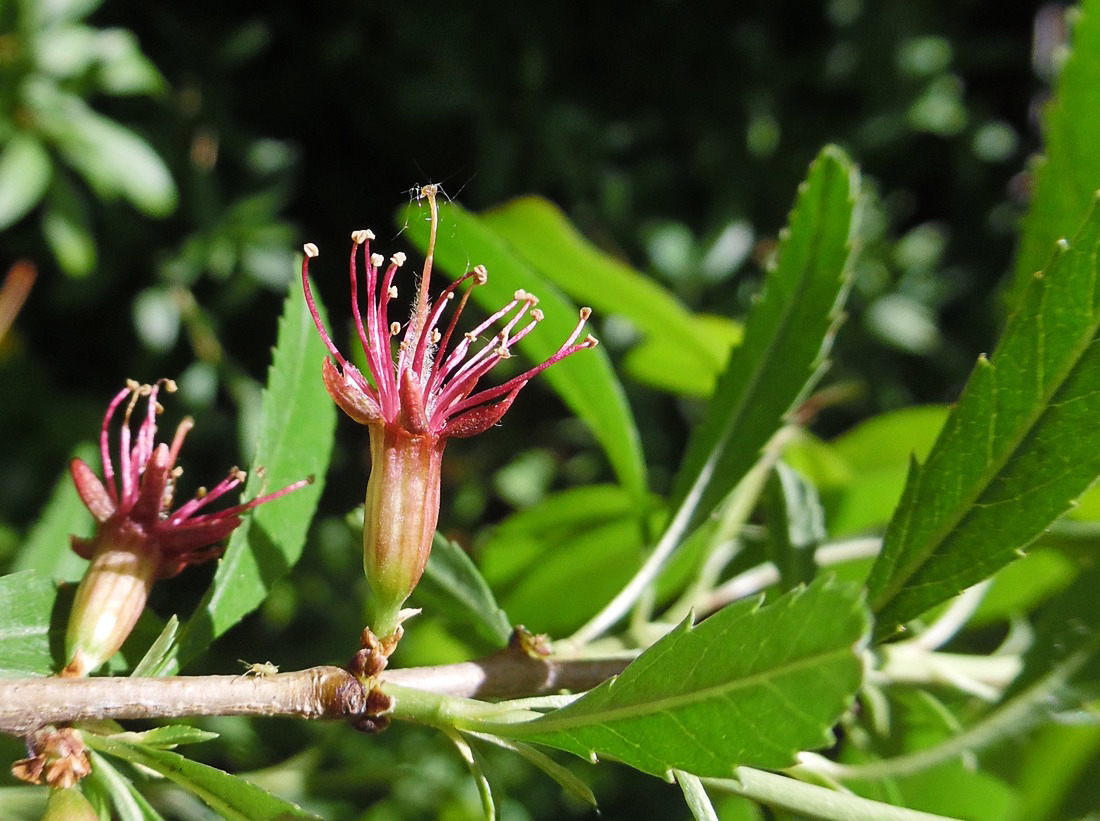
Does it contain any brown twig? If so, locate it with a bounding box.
[0,650,630,738]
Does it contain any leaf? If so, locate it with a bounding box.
[0,133,52,229]
[1009,0,1100,306]
[85,750,166,821]
[621,314,743,397]
[467,732,597,808]
[397,199,647,498]
[30,83,176,216]
[41,174,96,277]
[129,615,178,677]
[0,570,64,677]
[106,725,219,748]
[169,277,336,670]
[784,406,948,537]
[412,533,513,648]
[479,197,740,396]
[763,462,824,591]
[667,145,858,537]
[477,485,653,636]
[866,197,1100,638]
[83,733,318,821]
[463,577,867,777]
[9,442,96,582]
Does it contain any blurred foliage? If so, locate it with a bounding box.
[0,0,1076,818]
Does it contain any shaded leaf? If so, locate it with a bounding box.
[867,197,1100,638]
[398,199,646,498]
[170,277,335,670]
[412,533,513,648]
[668,145,858,537]
[0,570,63,677]
[85,750,166,821]
[41,174,96,277]
[84,733,318,821]
[465,577,867,777]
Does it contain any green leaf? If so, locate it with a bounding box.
[9,443,96,581]
[464,577,867,777]
[397,199,647,498]
[621,314,743,397]
[1009,0,1100,306]
[129,615,178,677]
[866,197,1100,638]
[467,732,597,808]
[85,750,166,821]
[34,86,176,216]
[0,133,52,229]
[0,570,63,677]
[41,174,96,277]
[105,725,219,748]
[83,733,318,821]
[763,462,824,590]
[676,770,720,821]
[784,406,948,537]
[668,145,858,537]
[412,533,513,648]
[170,277,335,670]
[479,197,740,396]
[477,485,653,636]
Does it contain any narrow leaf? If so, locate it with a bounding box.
[675,770,720,821]
[867,196,1100,638]
[1009,0,1100,306]
[0,133,52,229]
[107,725,219,749]
[412,533,513,648]
[86,750,166,821]
[0,570,63,677]
[398,200,647,498]
[171,276,335,669]
[668,145,858,537]
[84,733,318,821]
[129,615,178,678]
[467,732,597,808]
[479,197,739,396]
[464,577,867,777]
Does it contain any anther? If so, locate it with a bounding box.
[388,286,398,299]
[579,307,592,320]
[390,321,401,336]
[472,265,488,285]
[391,252,407,267]
[371,253,385,267]
[531,309,544,321]
[304,243,319,258]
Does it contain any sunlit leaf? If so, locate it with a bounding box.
[465,577,867,777]
[170,277,335,670]
[0,134,52,229]
[867,197,1100,638]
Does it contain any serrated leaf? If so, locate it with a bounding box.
[83,733,318,821]
[463,577,867,777]
[397,200,646,498]
[866,196,1100,638]
[10,442,96,581]
[0,134,52,229]
[0,570,63,677]
[1010,0,1100,306]
[412,533,513,648]
[763,462,824,590]
[479,197,739,396]
[170,277,335,670]
[668,145,858,537]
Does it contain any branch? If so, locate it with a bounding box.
[0,649,630,737]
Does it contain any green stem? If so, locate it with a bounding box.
[703,767,954,821]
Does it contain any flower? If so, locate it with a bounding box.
[64,379,310,676]
[301,184,596,645]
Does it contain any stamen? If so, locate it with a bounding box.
[304,243,319,258]
[352,229,374,244]
[371,253,385,267]
[391,252,406,267]
[390,321,401,336]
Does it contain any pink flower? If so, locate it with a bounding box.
[64,379,309,676]
[301,185,596,644]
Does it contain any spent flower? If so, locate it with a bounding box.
[302,185,597,644]
[64,379,310,676]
